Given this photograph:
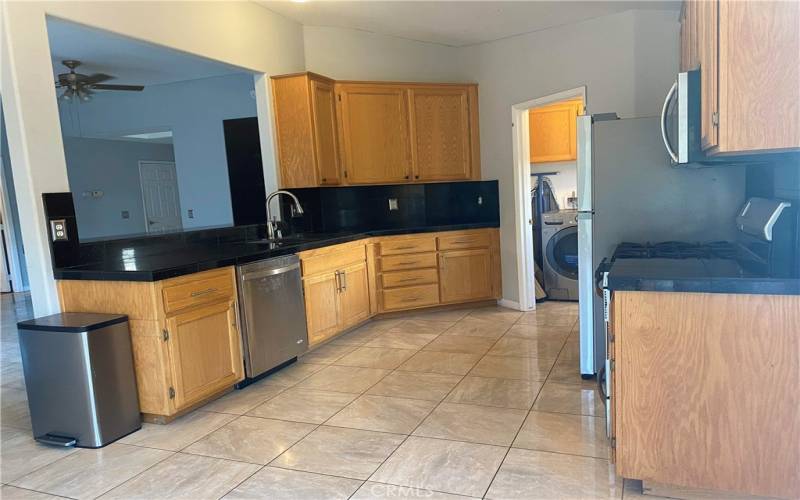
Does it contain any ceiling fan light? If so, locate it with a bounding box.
[60,87,74,101]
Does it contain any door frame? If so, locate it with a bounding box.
[511,86,586,311]
[138,160,181,233]
[0,155,25,292]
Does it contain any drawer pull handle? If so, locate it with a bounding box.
[393,245,417,250]
[190,287,218,297]
[402,297,421,302]
[452,239,476,244]
[397,277,420,283]
[398,261,420,266]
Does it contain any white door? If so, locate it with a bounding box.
[138,161,182,233]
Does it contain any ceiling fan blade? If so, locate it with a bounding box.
[89,84,145,91]
[81,73,114,85]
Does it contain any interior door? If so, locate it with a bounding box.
[337,84,412,184]
[165,300,242,409]
[337,261,370,329]
[310,78,341,185]
[439,249,492,303]
[409,87,471,181]
[303,272,341,345]
[139,161,182,232]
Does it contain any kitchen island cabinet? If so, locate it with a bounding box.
[610,290,799,498]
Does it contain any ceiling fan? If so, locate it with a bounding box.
[55,59,144,102]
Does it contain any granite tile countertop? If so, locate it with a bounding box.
[53,223,498,282]
[606,258,800,295]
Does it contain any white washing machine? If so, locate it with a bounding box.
[541,209,579,301]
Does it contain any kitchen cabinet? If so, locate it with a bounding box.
[337,84,413,184]
[680,0,799,155]
[529,99,583,163]
[57,267,244,422]
[611,291,800,498]
[271,72,341,188]
[439,249,493,303]
[298,241,372,346]
[272,72,481,187]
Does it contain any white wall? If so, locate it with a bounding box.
[456,9,680,302]
[59,73,257,230]
[1,0,305,316]
[531,161,578,210]
[63,137,175,239]
[303,25,465,82]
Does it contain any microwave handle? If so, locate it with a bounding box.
[660,79,679,163]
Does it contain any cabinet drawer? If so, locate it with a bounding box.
[381,268,439,288]
[162,269,235,315]
[381,253,437,272]
[379,237,436,256]
[438,231,491,250]
[382,284,439,311]
[301,245,366,276]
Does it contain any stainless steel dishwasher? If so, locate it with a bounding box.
[236,254,308,381]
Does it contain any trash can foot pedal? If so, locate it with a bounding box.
[36,434,77,447]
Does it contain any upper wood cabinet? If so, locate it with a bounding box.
[680,0,799,155]
[271,72,341,188]
[336,84,413,184]
[271,73,481,187]
[529,99,583,163]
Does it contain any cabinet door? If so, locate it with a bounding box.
[337,84,412,183]
[409,87,471,181]
[698,0,718,150]
[529,100,581,163]
[165,300,243,410]
[303,272,340,346]
[271,75,318,188]
[439,249,493,304]
[338,261,370,329]
[310,78,341,185]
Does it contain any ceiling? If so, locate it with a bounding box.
[259,1,680,47]
[46,17,248,87]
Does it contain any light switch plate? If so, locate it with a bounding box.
[187,209,194,219]
[388,198,399,211]
[50,219,68,242]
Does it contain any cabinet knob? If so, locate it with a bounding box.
[321,177,327,182]
[415,175,419,179]
[404,175,409,179]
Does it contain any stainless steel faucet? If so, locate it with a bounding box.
[265,190,304,240]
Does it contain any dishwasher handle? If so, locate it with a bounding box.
[240,262,300,281]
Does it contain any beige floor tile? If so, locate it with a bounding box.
[299,344,357,364]
[533,382,605,417]
[260,362,325,386]
[467,306,524,323]
[352,482,473,499]
[488,336,565,359]
[297,365,390,393]
[247,388,356,424]
[547,356,596,387]
[99,453,259,500]
[516,311,578,327]
[441,317,511,339]
[446,376,541,409]
[559,338,581,360]
[201,381,287,415]
[184,416,315,464]
[270,426,404,480]
[1,397,31,430]
[119,411,236,451]
[485,448,620,499]
[10,443,171,500]
[469,355,555,382]
[397,351,480,375]
[333,346,416,369]
[326,394,435,434]
[366,371,463,401]
[329,327,385,346]
[422,335,496,355]
[414,403,526,446]
[0,485,63,500]
[504,323,572,341]
[371,436,506,497]
[223,466,362,499]
[364,332,438,350]
[1,426,78,483]
[401,308,473,323]
[386,319,455,335]
[513,411,608,458]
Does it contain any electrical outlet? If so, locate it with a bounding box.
[121,210,130,219]
[477,196,483,206]
[187,209,194,219]
[388,198,399,211]
[49,219,68,242]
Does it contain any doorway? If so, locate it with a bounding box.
[511,86,586,311]
[138,161,182,233]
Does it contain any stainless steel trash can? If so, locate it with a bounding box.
[17,313,141,448]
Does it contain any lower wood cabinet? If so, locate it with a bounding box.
[303,272,341,345]
[57,267,244,421]
[338,261,371,329]
[439,248,493,303]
